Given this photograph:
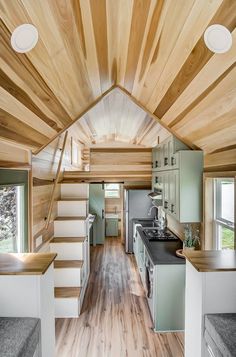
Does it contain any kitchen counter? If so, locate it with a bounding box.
[0,252,57,275]
[184,250,236,272]
[137,227,185,265]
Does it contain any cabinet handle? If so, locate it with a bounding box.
[171,156,175,166]
[102,209,105,219]
[155,160,158,168]
[171,204,174,213]
[164,157,168,166]
[164,201,168,209]
[152,162,153,169]
[155,176,159,184]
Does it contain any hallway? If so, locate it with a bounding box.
[55,237,184,357]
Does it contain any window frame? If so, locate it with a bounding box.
[213,177,235,250]
[104,184,120,199]
[0,169,29,253]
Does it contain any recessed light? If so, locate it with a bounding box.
[204,24,232,54]
[11,24,38,53]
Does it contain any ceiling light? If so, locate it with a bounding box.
[11,24,38,53]
[204,24,232,54]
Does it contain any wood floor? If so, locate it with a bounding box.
[55,237,184,357]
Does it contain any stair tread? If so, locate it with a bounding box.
[54,260,83,269]
[55,287,81,298]
[55,216,87,221]
[57,198,88,202]
[51,237,86,243]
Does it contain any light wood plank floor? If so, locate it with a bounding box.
[55,237,184,357]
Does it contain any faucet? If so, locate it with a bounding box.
[148,205,159,221]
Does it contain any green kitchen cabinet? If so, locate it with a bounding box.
[89,184,105,245]
[151,135,203,223]
[152,136,188,172]
[105,218,118,236]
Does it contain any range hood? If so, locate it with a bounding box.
[148,190,161,200]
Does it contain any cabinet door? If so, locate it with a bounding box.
[162,141,169,169]
[152,172,164,206]
[152,147,162,170]
[168,139,179,169]
[163,172,169,211]
[168,170,179,219]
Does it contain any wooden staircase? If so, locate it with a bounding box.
[50,183,90,318]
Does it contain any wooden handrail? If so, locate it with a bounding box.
[45,131,68,229]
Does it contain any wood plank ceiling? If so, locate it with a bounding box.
[0,0,236,153]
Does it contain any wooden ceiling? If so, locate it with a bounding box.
[0,0,236,154]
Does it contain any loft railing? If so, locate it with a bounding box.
[45,131,68,230]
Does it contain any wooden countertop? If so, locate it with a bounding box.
[0,253,57,275]
[184,250,236,272]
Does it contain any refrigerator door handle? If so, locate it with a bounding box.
[125,211,129,252]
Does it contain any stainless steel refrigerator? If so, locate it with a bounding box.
[124,189,153,253]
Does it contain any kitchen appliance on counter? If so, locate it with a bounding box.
[124,189,153,253]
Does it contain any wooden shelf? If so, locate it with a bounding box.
[54,260,83,269]
[51,237,86,243]
[0,253,57,275]
[57,198,88,201]
[55,216,87,221]
[55,287,81,298]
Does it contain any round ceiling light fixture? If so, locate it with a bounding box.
[11,24,38,53]
[204,24,232,53]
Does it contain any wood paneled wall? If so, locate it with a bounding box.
[90,148,151,172]
[32,129,84,251]
[204,148,236,172]
[0,141,30,168]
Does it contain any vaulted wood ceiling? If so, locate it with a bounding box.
[0,0,236,153]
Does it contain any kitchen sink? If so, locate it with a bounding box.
[134,219,159,228]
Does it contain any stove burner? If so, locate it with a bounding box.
[143,228,178,241]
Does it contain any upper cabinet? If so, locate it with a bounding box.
[152,136,203,223]
[152,136,189,171]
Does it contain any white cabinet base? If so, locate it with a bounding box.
[185,261,236,357]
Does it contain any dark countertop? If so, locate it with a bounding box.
[137,227,185,265]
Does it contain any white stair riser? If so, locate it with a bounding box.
[54,220,87,237]
[61,184,89,199]
[55,298,80,318]
[50,243,84,260]
[54,268,83,287]
[57,201,88,217]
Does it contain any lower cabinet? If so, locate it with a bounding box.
[135,232,185,332]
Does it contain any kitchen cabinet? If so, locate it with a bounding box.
[105,218,118,236]
[152,136,188,172]
[152,136,203,223]
[135,231,185,332]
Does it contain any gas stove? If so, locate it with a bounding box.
[143,228,179,241]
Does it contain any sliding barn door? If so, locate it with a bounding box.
[89,184,105,245]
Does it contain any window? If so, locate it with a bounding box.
[105,184,120,198]
[0,185,24,253]
[0,170,28,253]
[214,178,235,250]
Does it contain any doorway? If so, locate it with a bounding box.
[89,183,124,245]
